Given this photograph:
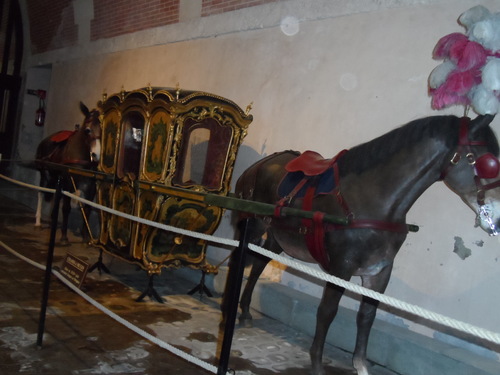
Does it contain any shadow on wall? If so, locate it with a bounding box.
[231,144,266,192]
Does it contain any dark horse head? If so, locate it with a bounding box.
[36,102,101,169]
[35,102,101,244]
[234,115,500,375]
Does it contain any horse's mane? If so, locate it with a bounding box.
[337,115,461,176]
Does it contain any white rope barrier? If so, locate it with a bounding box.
[0,173,55,194]
[0,239,222,374]
[2,173,500,348]
[65,190,500,346]
[63,190,239,247]
[247,243,500,346]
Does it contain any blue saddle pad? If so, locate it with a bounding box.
[278,168,336,199]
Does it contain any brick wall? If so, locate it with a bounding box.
[26,0,77,55]
[90,0,179,41]
[25,0,284,54]
[201,0,280,17]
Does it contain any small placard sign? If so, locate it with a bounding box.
[60,253,89,289]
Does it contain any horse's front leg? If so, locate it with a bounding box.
[79,178,97,243]
[353,264,393,375]
[310,282,345,375]
[35,191,43,227]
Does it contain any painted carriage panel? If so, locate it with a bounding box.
[143,197,222,266]
[95,86,252,273]
[97,181,113,245]
[142,109,174,183]
[100,108,120,175]
[108,182,136,254]
[133,190,164,260]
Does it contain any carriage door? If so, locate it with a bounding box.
[107,109,145,253]
[141,108,240,266]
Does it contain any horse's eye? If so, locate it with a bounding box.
[85,128,91,134]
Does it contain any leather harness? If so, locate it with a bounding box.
[275,150,409,269]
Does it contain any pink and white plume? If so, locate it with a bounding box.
[429,5,500,115]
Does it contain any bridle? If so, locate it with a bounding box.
[83,110,101,164]
[444,117,500,235]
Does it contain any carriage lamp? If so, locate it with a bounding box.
[27,89,47,127]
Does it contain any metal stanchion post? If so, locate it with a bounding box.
[217,218,251,375]
[36,176,62,347]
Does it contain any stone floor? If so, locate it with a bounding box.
[0,190,400,375]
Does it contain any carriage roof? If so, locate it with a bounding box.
[100,86,253,120]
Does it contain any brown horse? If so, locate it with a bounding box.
[234,115,500,375]
[35,102,101,244]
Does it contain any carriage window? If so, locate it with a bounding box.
[180,128,209,185]
[173,118,232,190]
[118,111,144,180]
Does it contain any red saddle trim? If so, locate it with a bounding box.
[285,150,348,176]
[50,130,75,143]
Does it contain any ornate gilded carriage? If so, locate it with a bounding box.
[95,86,252,274]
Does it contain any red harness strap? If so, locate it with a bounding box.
[302,185,329,269]
[274,150,410,270]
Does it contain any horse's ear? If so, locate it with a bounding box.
[80,102,90,117]
[470,114,495,136]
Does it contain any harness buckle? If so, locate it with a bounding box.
[450,152,461,165]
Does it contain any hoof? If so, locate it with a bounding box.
[353,357,371,375]
[239,317,253,328]
[309,365,326,375]
[58,239,71,247]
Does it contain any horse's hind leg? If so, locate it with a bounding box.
[221,217,266,323]
[352,265,393,375]
[239,250,271,327]
[238,221,282,327]
[310,281,345,375]
[59,195,71,245]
